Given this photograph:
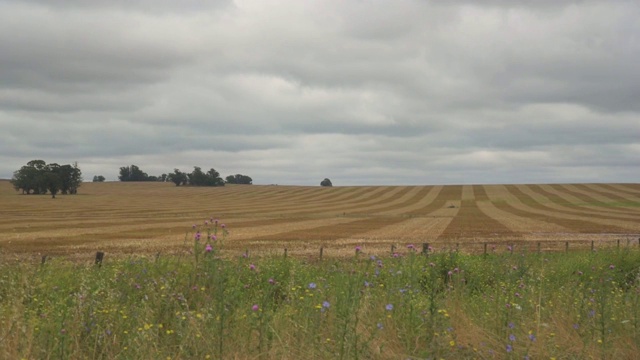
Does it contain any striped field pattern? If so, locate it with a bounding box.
[1,180,639,257]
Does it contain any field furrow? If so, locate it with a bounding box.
[438,185,518,241]
[473,185,570,235]
[503,185,637,233]
[532,184,640,218]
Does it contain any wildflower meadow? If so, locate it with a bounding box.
[1,220,639,359]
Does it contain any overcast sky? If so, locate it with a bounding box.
[1,0,638,185]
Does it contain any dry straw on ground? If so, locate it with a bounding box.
[0,180,639,258]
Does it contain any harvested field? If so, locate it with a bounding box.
[0,181,639,258]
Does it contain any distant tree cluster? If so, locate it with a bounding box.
[92,175,106,182]
[118,165,164,182]
[118,165,251,187]
[225,174,253,185]
[11,160,82,198]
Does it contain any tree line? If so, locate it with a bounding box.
[10,160,82,198]
[116,165,252,186]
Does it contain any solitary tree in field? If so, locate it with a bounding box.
[93,175,106,182]
[320,178,333,187]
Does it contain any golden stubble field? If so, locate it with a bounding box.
[1,180,639,258]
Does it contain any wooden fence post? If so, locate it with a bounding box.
[391,244,395,254]
[95,251,104,266]
[245,249,249,258]
[284,248,288,258]
[320,247,323,260]
[617,239,620,249]
[41,255,47,265]
[483,243,487,255]
[565,242,569,253]
[591,241,594,252]
[422,243,429,255]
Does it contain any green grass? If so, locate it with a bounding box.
[1,223,639,359]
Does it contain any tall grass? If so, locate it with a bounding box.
[1,223,639,359]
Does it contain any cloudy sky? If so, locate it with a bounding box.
[1,0,638,185]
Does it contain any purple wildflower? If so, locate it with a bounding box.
[385,304,394,311]
[308,282,317,289]
[252,304,259,311]
[509,334,516,342]
[205,244,213,252]
[506,344,513,353]
[355,246,362,253]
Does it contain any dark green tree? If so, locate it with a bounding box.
[206,168,225,186]
[118,165,149,181]
[44,163,62,198]
[168,169,188,186]
[320,178,333,187]
[93,175,106,182]
[10,160,82,196]
[225,174,253,185]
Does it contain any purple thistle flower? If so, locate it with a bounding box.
[249,264,256,271]
[407,244,415,250]
[268,278,275,285]
[195,232,201,241]
[205,244,213,252]
[221,224,226,228]
[609,264,615,270]
[355,246,362,253]
[211,235,217,241]
[252,304,259,311]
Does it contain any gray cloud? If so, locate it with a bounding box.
[0,0,638,185]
